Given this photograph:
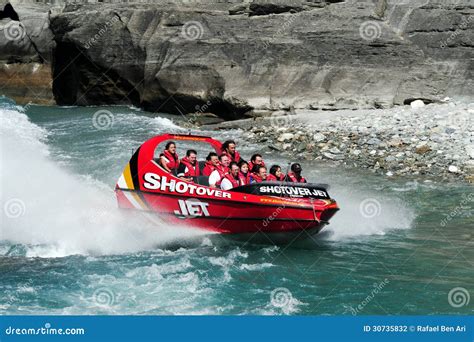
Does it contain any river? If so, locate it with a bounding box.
[1,97,472,315]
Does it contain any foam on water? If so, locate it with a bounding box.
[0,106,205,257]
[152,117,185,131]
[322,187,415,240]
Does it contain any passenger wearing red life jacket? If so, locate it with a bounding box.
[202,152,219,177]
[285,163,307,183]
[177,149,200,181]
[209,154,231,188]
[238,160,250,185]
[221,140,242,163]
[250,165,267,184]
[267,165,285,182]
[159,141,179,174]
[248,153,265,172]
[220,162,243,190]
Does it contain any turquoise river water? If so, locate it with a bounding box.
[0,97,472,315]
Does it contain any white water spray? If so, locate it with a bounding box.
[0,107,205,257]
[323,186,414,240]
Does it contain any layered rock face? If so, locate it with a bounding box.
[0,1,55,104]
[0,0,473,118]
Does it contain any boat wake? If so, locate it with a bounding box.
[321,189,414,241]
[0,104,206,258]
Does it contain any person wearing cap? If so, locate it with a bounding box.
[285,163,307,183]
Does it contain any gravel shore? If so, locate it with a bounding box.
[205,102,474,182]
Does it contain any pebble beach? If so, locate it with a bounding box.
[209,102,474,182]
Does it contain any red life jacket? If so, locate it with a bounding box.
[202,161,217,176]
[161,150,179,171]
[223,173,240,188]
[250,173,264,183]
[222,150,242,163]
[180,157,200,177]
[286,172,306,183]
[267,173,285,182]
[215,165,229,186]
[217,165,228,176]
[238,172,249,185]
[248,160,265,173]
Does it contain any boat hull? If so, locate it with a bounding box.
[116,189,337,236]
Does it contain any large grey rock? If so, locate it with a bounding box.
[0,1,55,103]
[0,0,473,118]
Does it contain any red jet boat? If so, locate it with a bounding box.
[115,134,339,242]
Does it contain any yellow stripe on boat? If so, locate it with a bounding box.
[123,163,135,190]
[131,192,148,210]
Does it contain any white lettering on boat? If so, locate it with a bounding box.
[143,173,232,199]
[174,199,210,217]
[260,185,328,198]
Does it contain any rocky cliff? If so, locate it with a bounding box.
[0,0,473,118]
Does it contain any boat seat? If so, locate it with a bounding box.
[194,176,209,186]
[198,160,206,173]
[153,158,178,176]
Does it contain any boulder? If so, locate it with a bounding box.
[277,132,295,142]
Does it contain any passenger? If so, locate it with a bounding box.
[221,140,242,163]
[238,160,250,185]
[285,163,307,183]
[250,165,267,183]
[202,152,219,176]
[209,154,231,188]
[267,164,285,182]
[159,141,179,173]
[248,153,265,172]
[177,149,200,181]
[220,162,243,190]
